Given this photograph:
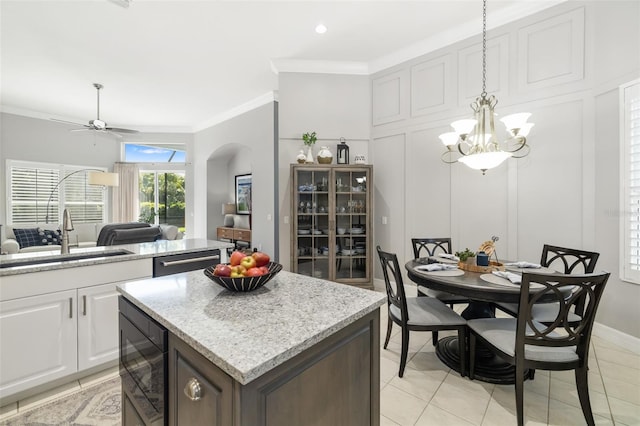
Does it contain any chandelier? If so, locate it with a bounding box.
[439,0,533,175]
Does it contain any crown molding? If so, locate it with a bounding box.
[270,59,369,75]
[192,91,278,133]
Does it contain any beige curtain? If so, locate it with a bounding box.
[111,163,139,222]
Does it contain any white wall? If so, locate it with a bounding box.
[277,72,371,269]
[192,102,277,258]
[0,113,193,227]
[369,1,640,338]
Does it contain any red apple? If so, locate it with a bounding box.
[244,267,263,277]
[252,251,270,267]
[230,265,246,278]
[240,255,257,270]
[229,250,245,266]
[259,266,269,275]
[213,263,232,277]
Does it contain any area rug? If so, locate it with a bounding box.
[1,376,121,426]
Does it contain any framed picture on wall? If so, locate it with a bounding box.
[235,174,252,215]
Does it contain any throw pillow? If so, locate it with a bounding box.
[13,228,42,249]
[39,228,62,246]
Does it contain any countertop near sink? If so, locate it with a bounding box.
[118,269,386,385]
[0,239,234,276]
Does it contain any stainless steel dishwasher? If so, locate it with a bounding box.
[152,249,220,277]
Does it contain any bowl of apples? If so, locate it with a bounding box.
[204,250,282,292]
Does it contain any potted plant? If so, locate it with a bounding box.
[302,131,317,163]
[455,248,476,265]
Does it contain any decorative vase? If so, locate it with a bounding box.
[317,146,333,164]
[305,146,314,164]
[296,150,307,164]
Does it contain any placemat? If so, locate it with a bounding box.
[480,273,545,289]
[416,268,464,277]
[504,265,556,274]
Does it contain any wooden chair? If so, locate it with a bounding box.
[468,271,610,426]
[377,246,467,377]
[411,238,470,344]
[494,244,600,323]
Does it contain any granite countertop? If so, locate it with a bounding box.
[118,270,386,385]
[0,238,234,276]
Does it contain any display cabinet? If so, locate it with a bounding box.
[290,164,373,289]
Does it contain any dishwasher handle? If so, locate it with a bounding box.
[160,254,219,267]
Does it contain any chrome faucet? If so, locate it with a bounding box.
[61,208,74,254]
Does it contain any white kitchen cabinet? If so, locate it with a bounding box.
[0,290,78,399]
[77,283,119,371]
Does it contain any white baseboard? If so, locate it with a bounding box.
[592,322,640,355]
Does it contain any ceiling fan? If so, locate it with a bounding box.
[51,83,139,137]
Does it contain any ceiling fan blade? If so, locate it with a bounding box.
[70,128,91,132]
[51,118,87,127]
[106,127,139,134]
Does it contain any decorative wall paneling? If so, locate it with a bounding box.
[517,7,585,92]
[410,55,453,117]
[457,34,510,107]
[372,70,408,126]
[370,3,592,266]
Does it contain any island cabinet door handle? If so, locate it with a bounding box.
[161,255,219,267]
[184,378,202,401]
[69,297,73,319]
[82,295,87,316]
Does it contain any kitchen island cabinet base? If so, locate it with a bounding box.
[168,310,380,426]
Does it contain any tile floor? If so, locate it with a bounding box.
[1,305,639,426]
[378,303,640,426]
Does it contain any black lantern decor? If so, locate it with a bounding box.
[337,138,349,164]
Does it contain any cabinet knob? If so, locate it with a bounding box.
[184,378,202,401]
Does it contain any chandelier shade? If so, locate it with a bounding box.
[439,0,533,174]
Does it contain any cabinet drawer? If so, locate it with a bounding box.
[217,228,234,239]
[233,229,251,242]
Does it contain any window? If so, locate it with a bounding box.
[621,79,640,284]
[124,143,186,163]
[7,160,109,224]
[139,171,185,229]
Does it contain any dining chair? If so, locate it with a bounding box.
[411,238,470,344]
[494,244,600,323]
[377,246,467,377]
[468,271,610,426]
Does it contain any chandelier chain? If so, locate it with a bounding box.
[481,0,487,98]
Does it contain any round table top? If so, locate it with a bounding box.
[404,259,553,304]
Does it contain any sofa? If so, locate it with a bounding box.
[1,222,183,254]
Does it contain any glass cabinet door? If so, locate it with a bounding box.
[293,168,331,280]
[334,168,369,281]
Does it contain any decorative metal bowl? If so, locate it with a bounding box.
[203,262,282,292]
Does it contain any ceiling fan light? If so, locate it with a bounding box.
[516,122,535,137]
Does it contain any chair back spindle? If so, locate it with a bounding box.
[411,238,452,259]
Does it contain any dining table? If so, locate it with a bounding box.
[404,257,557,385]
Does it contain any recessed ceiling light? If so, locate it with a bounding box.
[315,24,327,34]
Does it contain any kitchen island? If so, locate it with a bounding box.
[0,238,233,403]
[118,269,385,426]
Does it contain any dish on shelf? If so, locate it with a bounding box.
[341,249,356,255]
[355,248,366,254]
[321,229,330,235]
[298,229,310,235]
[337,228,346,235]
[312,229,322,235]
[349,228,364,234]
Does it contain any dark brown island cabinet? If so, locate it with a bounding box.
[118,269,384,426]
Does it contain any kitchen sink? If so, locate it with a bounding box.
[0,249,133,269]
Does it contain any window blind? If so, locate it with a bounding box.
[7,161,108,225]
[622,80,640,284]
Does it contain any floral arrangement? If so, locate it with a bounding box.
[455,248,476,262]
